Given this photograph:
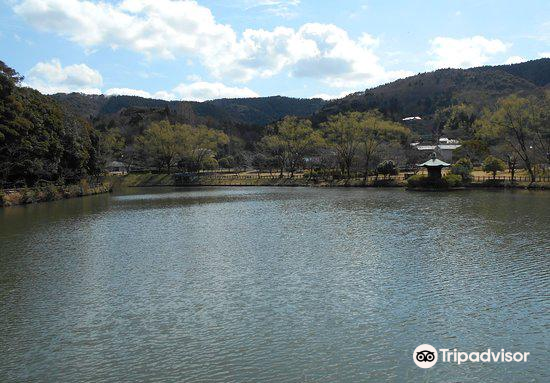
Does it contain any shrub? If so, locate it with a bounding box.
[482,178,505,187]
[202,156,219,170]
[406,174,429,187]
[407,174,462,189]
[376,160,398,179]
[218,155,235,169]
[451,157,473,183]
[443,174,462,187]
[303,169,318,178]
[79,179,90,195]
[43,184,60,201]
[21,188,36,204]
[482,155,506,179]
[372,178,397,187]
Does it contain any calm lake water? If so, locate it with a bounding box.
[1,187,549,382]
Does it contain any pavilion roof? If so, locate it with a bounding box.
[418,158,450,167]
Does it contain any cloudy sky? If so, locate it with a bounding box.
[1,0,549,101]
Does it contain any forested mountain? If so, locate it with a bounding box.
[1,62,102,187]
[312,58,550,136]
[52,94,326,127]
[52,58,550,142]
[2,58,549,187]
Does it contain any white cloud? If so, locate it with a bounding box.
[243,0,300,18]
[504,56,526,65]
[186,74,202,82]
[225,23,410,87]
[14,0,237,60]
[539,52,550,58]
[427,36,508,69]
[14,0,410,89]
[25,59,102,94]
[23,58,258,101]
[106,82,259,101]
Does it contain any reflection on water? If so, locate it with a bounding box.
[1,187,549,382]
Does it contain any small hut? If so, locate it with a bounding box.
[418,152,450,180]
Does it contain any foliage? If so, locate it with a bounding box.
[260,116,324,176]
[53,93,326,128]
[407,173,462,188]
[201,156,219,170]
[452,139,489,163]
[313,59,550,132]
[218,155,235,169]
[357,110,410,178]
[376,160,398,178]
[482,155,506,179]
[477,94,550,183]
[320,112,408,178]
[137,121,228,173]
[1,61,101,187]
[321,112,363,178]
[443,174,462,187]
[435,103,479,139]
[451,157,474,182]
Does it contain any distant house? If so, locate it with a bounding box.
[106,161,128,175]
[411,138,461,163]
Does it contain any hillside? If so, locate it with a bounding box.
[51,94,326,127]
[1,60,102,187]
[50,59,550,142]
[312,59,550,135]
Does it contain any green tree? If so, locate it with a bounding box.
[259,134,286,177]
[357,110,410,181]
[482,155,506,180]
[376,160,398,179]
[506,154,518,183]
[435,104,479,140]
[218,155,235,171]
[201,156,219,171]
[451,157,474,183]
[137,121,228,173]
[478,95,549,183]
[136,121,187,173]
[274,116,323,177]
[321,112,363,178]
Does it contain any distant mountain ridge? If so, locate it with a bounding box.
[51,94,326,127]
[50,58,550,141]
[313,58,550,128]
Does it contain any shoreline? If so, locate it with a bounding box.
[0,182,113,207]
[117,173,549,191]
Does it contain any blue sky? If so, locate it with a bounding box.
[1,0,549,100]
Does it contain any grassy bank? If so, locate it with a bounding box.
[0,180,112,207]
[115,172,549,190]
[115,172,406,188]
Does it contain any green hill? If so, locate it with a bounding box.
[312,59,550,136]
[51,58,550,143]
[51,94,326,127]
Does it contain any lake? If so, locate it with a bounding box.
[1,187,549,382]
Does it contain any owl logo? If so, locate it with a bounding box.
[413,344,438,368]
[416,350,435,362]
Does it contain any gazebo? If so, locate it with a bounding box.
[418,152,450,180]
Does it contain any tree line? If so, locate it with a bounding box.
[1,59,549,187]
[1,61,103,187]
[434,93,549,183]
